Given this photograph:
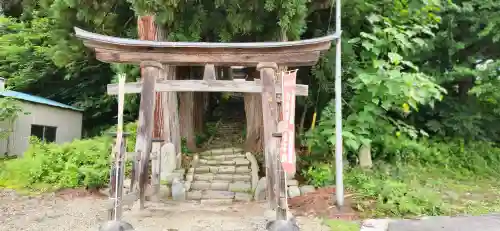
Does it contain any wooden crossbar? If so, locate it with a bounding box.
[107,80,308,96]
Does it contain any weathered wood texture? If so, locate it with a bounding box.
[258,62,280,211]
[134,62,159,209]
[74,27,337,66]
[107,80,308,96]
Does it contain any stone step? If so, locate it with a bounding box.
[186,190,253,201]
[191,180,251,192]
[192,165,251,174]
[199,148,244,156]
[192,173,251,182]
[199,154,246,161]
[197,158,250,166]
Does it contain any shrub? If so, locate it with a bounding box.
[0,121,139,191]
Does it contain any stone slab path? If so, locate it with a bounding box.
[361,214,500,231]
[0,189,330,231]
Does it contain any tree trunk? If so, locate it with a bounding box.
[244,68,264,153]
[178,66,206,151]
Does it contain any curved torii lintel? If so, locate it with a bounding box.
[74,27,339,66]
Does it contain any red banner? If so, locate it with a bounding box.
[280,70,298,174]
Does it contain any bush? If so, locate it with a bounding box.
[0,136,111,191]
[0,121,139,191]
[301,135,500,218]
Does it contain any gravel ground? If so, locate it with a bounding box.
[0,189,331,231]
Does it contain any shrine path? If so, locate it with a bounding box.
[0,189,329,231]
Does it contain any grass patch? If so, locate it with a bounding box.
[345,163,500,218]
[323,220,360,231]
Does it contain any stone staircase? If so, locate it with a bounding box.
[208,121,244,149]
[185,147,258,202]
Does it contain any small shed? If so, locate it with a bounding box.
[0,78,83,156]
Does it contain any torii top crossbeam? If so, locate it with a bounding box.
[74,27,339,66]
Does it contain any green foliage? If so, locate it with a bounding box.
[0,136,111,190]
[302,163,334,188]
[304,135,500,217]
[0,97,24,140]
[0,121,138,191]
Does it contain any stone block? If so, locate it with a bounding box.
[299,185,316,195]
[234,192,253,202]
[233,174,251,181]
[191,181,211,190]
[245,152,259,191]
[254,177,267,201]
[200,199,233,205]
[171,179,186,201]
[210,182,229,191]
[187,190,202,200]
[234,158,250,166]
[221,160,236,165]
[184,182,192,191]
[235,166,251,173]
[229,181,252,192]
[219,166,236,174]
[287,186,300,198]
[287,180,298,186]
[194,173,214,181]
[202,190,235,199]
[209,166,220,173]
[207,160,218,165]
[195,166,210,173]
[185,173,194,182]
[214,174,233,181]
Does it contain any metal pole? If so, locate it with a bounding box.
[334,0,344,207]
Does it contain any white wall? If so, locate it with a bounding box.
[0,102,83,156]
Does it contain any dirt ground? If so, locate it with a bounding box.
[0,188,332,231]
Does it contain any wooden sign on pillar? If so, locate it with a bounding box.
[279,70,298,174]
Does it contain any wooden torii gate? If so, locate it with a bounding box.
[74,27,338,221]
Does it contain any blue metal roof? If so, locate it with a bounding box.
[0,90,83,112]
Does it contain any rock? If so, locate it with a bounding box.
[299,185,315,195]
[229,182,252,192]
[266,217,300,231]
[163,172,184,184]
[160,142,176,181]
[171,178,186,201]
[245,152,260,192]
[184,181,192,191]
[185,173,194,182]
[359,144,373,169]
[287,186,301,198]
[99,220,135,231]
[286,180,298,186]
[254,177,267,201]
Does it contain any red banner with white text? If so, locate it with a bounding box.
[280,70,298,174]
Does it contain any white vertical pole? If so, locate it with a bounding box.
[334,0,344,207]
